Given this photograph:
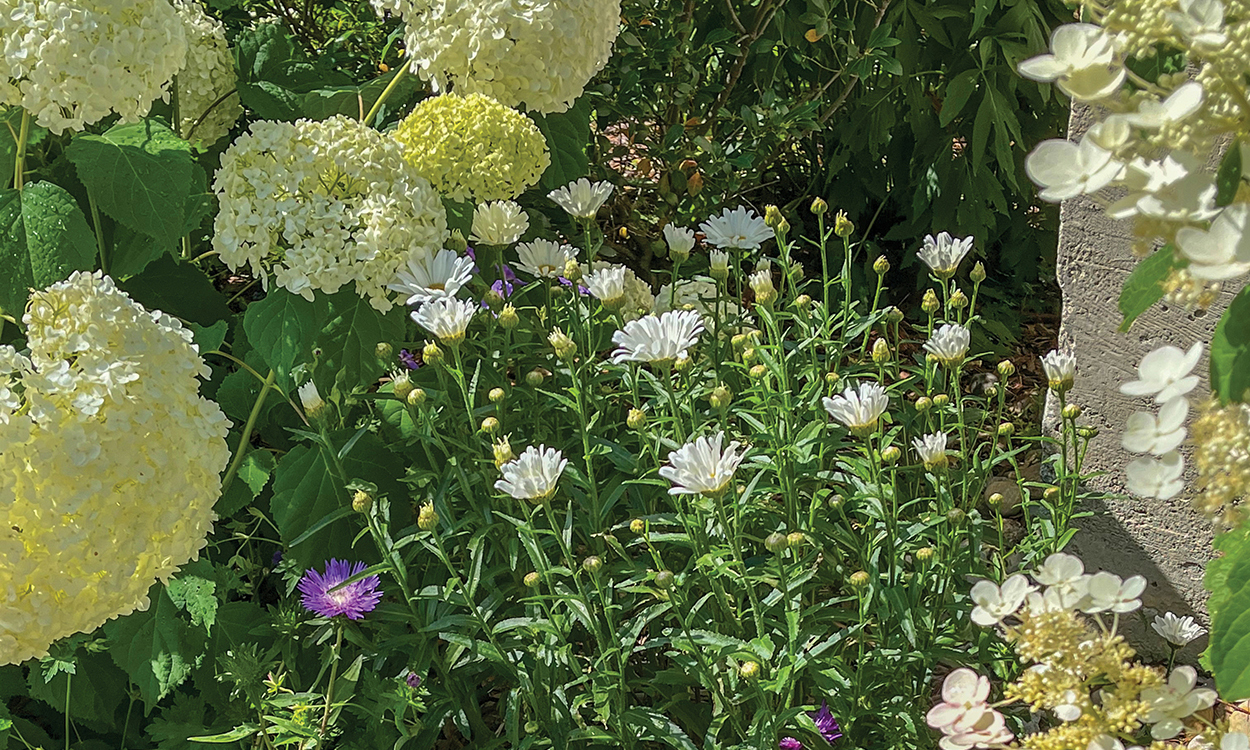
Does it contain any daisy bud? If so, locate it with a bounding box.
[298,381,326,420]
[828,494,844,509]
[627,408,647,430]
[946,508,965,523]
[742,347,757,363]
[749,364,768,379]
[489,387,506,403]
[407,388,427,407]
[418,502,439,530]
[375,342,393,360]
[746,328,763,344]
[916,546,935,562]
[765,532,789,553]
[731,333,747,349]
[481,416,500,433]
[971,261,987,284]
[933,394,950,407]
[849,571,870,588]
[749,268,776,306]
[392,372,414,400]
[881,445,901,463]
[788,261,804,282]
[1077,426,1099,439]
[630,518,646,534]
[524,721,539,734]
[526,368,547,387]
[582,556,603,574]
[872,338,891,364]
[922,289,940,314]
[997,360,1016,377]
[352,490,373,514]
[873,255,890,275]
[794,294,811,310]
[811,197,829,215]
[884,306,904,324]
[1062,403,1082,419]
[948,289,968,309]
[997,421,1015,437]
[710,385,733,410]
[654,571,675,589]
[674,356,693,374]
[786,532,806,547]
[562,258,582,282]
[549,328,577,360]
[739,661,760,680]
[985,384,999,398]
[710,251,730,281]
[764,204,785,231]
[524,571,541,587]
[498,303,520,329]
[825,371,840,386]
[447,229,468,253]
[423,341,444,366]
[834,210,854,238]
[1043,486,1060,502]
[915,396,933,412]
[987,492,1004,509]
[483,289,505,311]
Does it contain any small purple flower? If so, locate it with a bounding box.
[557,276,589,295]
[398,349,422,370]
[298,559,382,620]
[780,738,803,750]
[808,701,842,743]
[271,550,284,566]
[404,672,422,689]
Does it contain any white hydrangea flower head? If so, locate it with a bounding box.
[1167,0,1227,50]
[659,432,747,497]
[610,309,704,365]
[411,297,477,346]
[388,248,476,307]
[0,0,188,133]
[495,444,568,502]
[1141,666,1217,740]
[1121,343,1204,403]
[969,574,1035,626]
[1042,348,1077,390]
[1175,203,1250,281]
[1124,81,1204,130]
[1081,571,1147,614]
[173,0,241,144]
[923,324,971,366]
[378,0,621,114]
[913,432,950,470]
[925,668,991,734]
[549,178,615,219]
[1152,612,1206,647]
[516,239,577,279]
[1026,134,1123,202]
[1107,151,1219,222]
[918,232,975,278]
[1122,397,1189,455]
[1017,23,1126,101]
[663,224,696,259]
[213,116,449,312]
[1126,451,1186,500]
[822,381,889,436]
[471,200,529,246]
[699,206,775,251]
[0,271,230,665]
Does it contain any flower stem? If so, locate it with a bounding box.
[317,625,344,748]
[363,60,410,125]
[220,369,276,496]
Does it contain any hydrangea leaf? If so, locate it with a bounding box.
[65,119,192,247]
[234,23,355,120]
[242,288,328,388]
[120,254,232,326]
[312,289,405,397]
[1117,246,1184,332]
[26,651,127,730]
[1210,285,1250,404]
[109,163,213,279]
[533,96,592,193]
[0,181,98,315]
[105,586,206,706]
[1208,523,1250,698]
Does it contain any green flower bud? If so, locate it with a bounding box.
[749,364,767,379]
[849,570,870,588]
[630,518,646,535]
[375,342,394,360]
[392,372,414,400]
[922,289,940,314]
[418,502,439,530]
[825,371,841,386]
[526,368,547,387]
[739,661,760,680]
[482,289,505,311]
[489,387,506,403]
[916,546,935,562]
[498,303,520,329]
[1062,403,1082,420]
[880,445,901,463]
[997,422,1015,437]
[811,197,829,215]
[407,387,427,407]
[946,508,966,524]
[1043,486,1061,502]
[1077,426,1099,439]
[794,294,812,310]
[915,396,933,412]
[764,205,785,233]
[480,416,500,433]
[654,571,675,590]
[549,328,577,360]
[627,408,646,430]
[524,572,541,588]
[834,210,854,238]
[884,306,904,324]
[710,385,733,410]
[352,490,373,514]
[786,531,806,548]
[742,347,757,363]
[447,229,468,253]
[997,360,1016,377]
[674,356,692,374]
[873,255,890,275]
[948,288,968,309]
[562,258,582,282]
[730,333,747,349]
[872,338,890,364]
[933,394,950,408]
[971,261,987,284]
[582,556,603,574]
[423,341,444,366]
[765,532,789,553]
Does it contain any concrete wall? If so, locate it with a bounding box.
[1050,104,1234,661]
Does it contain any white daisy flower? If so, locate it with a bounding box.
[659,432,747,497]
[918,232,974,278]
[913,432,950,469]
[388,249,475,306]
[471,200,529,246]
[822,382,889,436]
[610,310,705,365]
[548,178,614,219]
[1120,343,1204,403]
[699,206,774,251]
[516,239,577,279]
[411,297,477,345]
[1152,612,1206,647]
[1042,349,1076,391]
[585,266,628,307]
[495,444,568,502]
[923,323,971,366]
[663,224,696,260]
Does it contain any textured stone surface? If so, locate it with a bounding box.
[1051,104,1234,661]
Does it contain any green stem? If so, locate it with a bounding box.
[88,194,108,275]
[64,673,71,750]
[220,369,276,496]
[364,61,410,125]
[13,109,29,192]
[317,625,344,748]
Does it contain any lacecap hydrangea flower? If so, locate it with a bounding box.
[212,115,449,312]
[173,0,241,144]
[393,92,550,202]
[0,0,188,133]
[374,0,621,114]
[0,271,230,665]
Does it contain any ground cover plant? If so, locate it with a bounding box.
[1,0,1248,750]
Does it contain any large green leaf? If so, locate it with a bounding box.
[533,96,592,192]
[940,70,979,127]
[1118,246,1184,332]
[0,181,98,314]
[242,288,328,387]
[119,254,232,326]
[1211,285,1250,403]
[313,289,405,396]
[65,119,193,247]
[1209,524,1250,698]
[26,651,127,731]
[105,586,205,705]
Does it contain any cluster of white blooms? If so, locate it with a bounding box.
[173,0,241,144]
[655,276,747,328]
[0,0,188,133]
[212,115,449,312]
[0,272,230,665]
[1120,343,1203,501]
[373,0,621,114]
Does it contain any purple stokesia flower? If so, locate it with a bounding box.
[298,559,382,620]
[398,348,422,370]
[404,672,422,689]
[780,738,803,750]
[808,701,842,744]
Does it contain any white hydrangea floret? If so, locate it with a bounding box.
[1017,23,1125,101]
[173,0,242,144]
